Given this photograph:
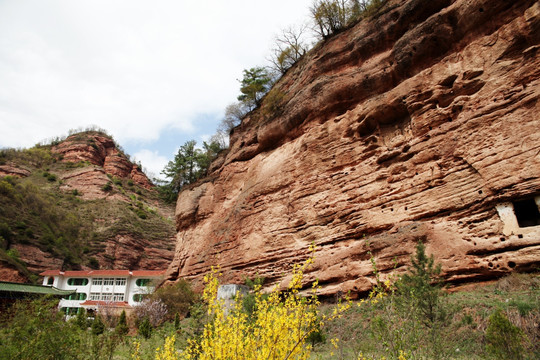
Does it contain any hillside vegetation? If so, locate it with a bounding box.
[0,133,175,282]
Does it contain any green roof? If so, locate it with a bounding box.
[0,281,75,296]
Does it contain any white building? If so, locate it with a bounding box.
[40,269,166,315]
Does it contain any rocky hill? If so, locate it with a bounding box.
[167,0,540,296]
[0,131,175,283]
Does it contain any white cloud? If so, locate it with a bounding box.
[0,0,314,167]
[132,149,169,181]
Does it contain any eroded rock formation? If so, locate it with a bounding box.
[0,163,31,178]
[53,132,153,190]
[167,0,540,296]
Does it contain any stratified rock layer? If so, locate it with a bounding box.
[168,0,540,296]
[0,163,31,178]
[53,133,153,190]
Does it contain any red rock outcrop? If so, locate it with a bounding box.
[167,0,540,296]
[52,132,153,189]
[102,234,174,270]
[0,163,31,178]
[59,167,112,200]
[0,265,29,283]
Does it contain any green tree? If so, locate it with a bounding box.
[115,310,129,336]
[237,67,272,110]
[397,239,445,327]
[151,278,197,320]
[393,239,448,358]
[159,140,223,203]
[138,317,152,339]
[485,308,526,359]
[311,0,350,38]
[161,140,199,192]
[74,307,88,330]
[91,315,105,336]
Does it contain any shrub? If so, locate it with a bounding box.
[151,279,197,320]
[176,252,348,360]
[134,208,147,219]
[133,299,168,328]
[115,310,129,336]
[92,315,106,335]
[88,257,100,269]
[74,307,89,330]
[0,179,14,196]
[138,317,152,339]
[485,308,526,359]
[0,298,82,360]
[0,222,12,244]
[113,177,123,186]
[102,182,113,192]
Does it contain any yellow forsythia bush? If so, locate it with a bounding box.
[153,251,348,360]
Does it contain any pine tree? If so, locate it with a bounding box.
[174,312,181,330]
[91,315,105,336]
[138,317,152,339]
[74,308,88,330]
[115,310,129,336]
[237,67,272,109]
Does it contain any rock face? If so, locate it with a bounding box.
[0,163,31,178]
[167,0,540,296]
[53,132,153,190]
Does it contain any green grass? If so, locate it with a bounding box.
[310,273,539,359]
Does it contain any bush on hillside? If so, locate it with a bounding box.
[485,308,526,359]
[151,279,197,320]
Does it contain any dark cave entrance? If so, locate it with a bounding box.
[513,198,540,228]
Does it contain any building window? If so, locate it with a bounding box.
[61,307,81,315]
[101,293,113,301]
[90,292,100,300]
[103,278,114,286]
[66,292,87,301]
[513,198,540,228]
[113,293,125,301]
[136,278,151,287]
[92,278,103,286]
[47,277,54,285]
[67,278,88,286]
[115,278,126,286]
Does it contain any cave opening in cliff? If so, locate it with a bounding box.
[512,198,540,228]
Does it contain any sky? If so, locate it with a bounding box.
[0,0,314,179]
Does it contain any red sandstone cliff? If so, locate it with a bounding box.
[167,0,540,296]
[52,132,153,192]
